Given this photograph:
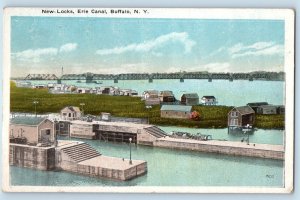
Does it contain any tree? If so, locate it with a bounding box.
[190,111,200,121]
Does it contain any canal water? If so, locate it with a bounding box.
[10,128,284,187]
[26,79,285,106]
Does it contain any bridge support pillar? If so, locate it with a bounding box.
[180,78,184,82]
[114,79,118,83]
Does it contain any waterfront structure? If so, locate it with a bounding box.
[201,96,217,105]
[10,117,55,145]
[228,106,255,128]
[69,120,97,139]
[181,93,199,106]
[60,106,82,120]
[277,105,285,114]
[76,87,92,94]
[143,90,160,106]
[143,90,159,99]
[159,91,176,103]
[32,84,47,89]
[101,112,112,121]
[9,140,147,180]
[160,105,192,119]
[247,102,269,113]
[55,120,71,136]
[15,81,31,88]
[120,89,138,96]
[257,105,278,115]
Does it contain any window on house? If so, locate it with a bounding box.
[69,113,71,117]
[46,129,51,135]
[231,112,237,117]
[60,123,64,128]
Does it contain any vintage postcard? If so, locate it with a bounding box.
[2,8,294,193]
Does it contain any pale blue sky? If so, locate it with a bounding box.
[11,17,284,76]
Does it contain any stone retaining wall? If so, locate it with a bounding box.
[9,144,56,170]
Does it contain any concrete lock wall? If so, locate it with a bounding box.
[153,140,284,160]
[124,163,148,180]
[70,124,95,139]
[9,144,56,170]
[137,129,157,145]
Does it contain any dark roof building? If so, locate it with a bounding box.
[161,105,192,119]
[228,106,255,128]
[159,91,175,103]
[247,102,269,113]
[181,93,199,106]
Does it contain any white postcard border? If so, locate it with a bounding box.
[2,7,295,193]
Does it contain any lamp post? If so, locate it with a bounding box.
[33,100,39,117]
[80,103,85,117]
[54,120,58,147]
[245,124,250,145]
[129,138,132,164]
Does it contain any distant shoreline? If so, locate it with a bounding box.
[10,82,285,129]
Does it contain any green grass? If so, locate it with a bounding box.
[10,82,284,129]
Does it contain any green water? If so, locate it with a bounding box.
[10,128,284,187]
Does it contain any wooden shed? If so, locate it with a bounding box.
[159,91,176,103]
[257,105,277,115]
[160,105,192,119]
[181,93,199,106]
[276,105,285,114]
[10,117,55,145]
[247,102,269,113]
[228,106,255,128]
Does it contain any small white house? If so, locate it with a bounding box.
[120,89,138,96]
[201,96,217,105]
[76,87,92,94]
[60,106,82,120]
[143,90,159,100]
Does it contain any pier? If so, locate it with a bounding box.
[152,137,284,160]
[9,140,147,181]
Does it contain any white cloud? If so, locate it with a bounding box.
[12,48,58,63]
[96,32,196,56]
[228,41,283,58]
[12,43,78,63]
[59,43,78,53]
[232,44,284,58]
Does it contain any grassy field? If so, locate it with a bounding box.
[10,82,284,129]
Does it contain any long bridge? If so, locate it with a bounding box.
[21,72,285,83]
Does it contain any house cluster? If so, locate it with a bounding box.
[247,102,285,115]
[15,81,139,97]
[143,90,217,107]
